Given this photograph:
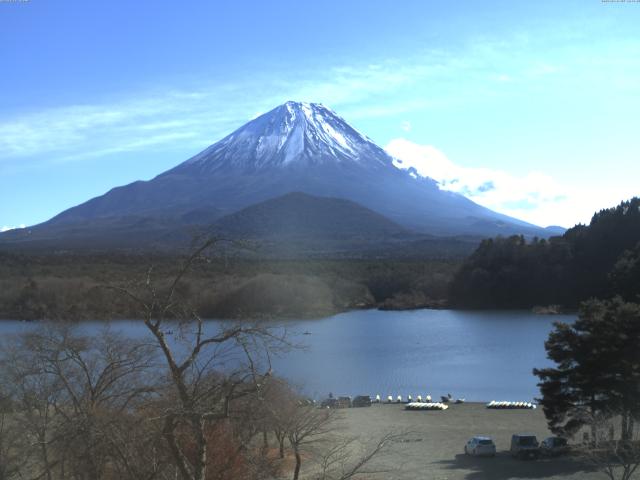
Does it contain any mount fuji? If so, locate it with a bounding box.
[1,101,554,252]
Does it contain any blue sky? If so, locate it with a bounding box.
[1,0,639,230]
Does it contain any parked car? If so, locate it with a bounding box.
[321,395,351,408]
[540,436,569,456]
[510,434,540,459]
[352,395,372,407]
[464,436,497,457]
[320,398,337,408]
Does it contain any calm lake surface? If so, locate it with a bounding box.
[0,309,575,402]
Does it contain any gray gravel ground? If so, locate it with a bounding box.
[333,402,609,480]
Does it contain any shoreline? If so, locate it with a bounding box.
[0,303,578,322]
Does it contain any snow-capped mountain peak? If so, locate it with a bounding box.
[175,101,392,173]
[6,101,553,248]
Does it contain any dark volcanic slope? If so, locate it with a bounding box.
[0,101,552,252]
[214,192,409,240]
[201,192,478,258]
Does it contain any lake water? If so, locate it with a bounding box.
[0,309,575,402]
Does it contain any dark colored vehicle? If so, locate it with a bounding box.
[320,398,337,408]
[540,436,569,456]
[510,434,540,459]
[352,395,372,407]
[321,396,351,408]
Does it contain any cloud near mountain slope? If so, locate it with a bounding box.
[385,138,632,228]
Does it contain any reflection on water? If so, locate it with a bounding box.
[0,309,575,402]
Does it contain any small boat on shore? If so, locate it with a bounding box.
[486,400,536,409]
[405,402,449,411]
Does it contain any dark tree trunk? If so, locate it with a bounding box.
[193,417,207,480]
[621,411,632,442]
[292,447,301,480]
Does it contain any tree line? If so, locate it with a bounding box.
[450,197,640,309]
[0,252,459,321]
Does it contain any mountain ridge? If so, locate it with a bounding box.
[0,101,558,252]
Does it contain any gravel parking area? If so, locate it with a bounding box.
[334,402,607,480]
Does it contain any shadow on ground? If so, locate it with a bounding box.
[432,453,599,480]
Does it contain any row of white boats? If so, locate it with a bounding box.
[404,400,537,411]
[369,396,537,410]
[486,400,537,409]
[373,394,465,404]
[405,402,449,411]
[374,394,434,403]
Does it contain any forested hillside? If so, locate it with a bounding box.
[0,254,458,320]
[450,198,640,309]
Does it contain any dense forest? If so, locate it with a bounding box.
[450,198,640,309]
[0,253,459,320]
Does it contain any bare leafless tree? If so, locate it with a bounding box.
[108,238,289,480]
[0,394,25,480]
[284,401,401,480]
[0,324,165,480]
[313,432,402,480]
[287,404,337,480]
[0,339,62,480]
[578,410,640,480]
[257,376,299,459]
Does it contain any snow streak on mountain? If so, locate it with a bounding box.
[171,102,392,173]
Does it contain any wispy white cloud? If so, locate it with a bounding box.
[56,132,202,164]
[1,224,25,232]
[385,138,636,228]
[0,33,584,167]
[1,26,638,178]
[492,73,512,82]
[0,62,472,167]
[528,63,560,76]
[0,92,242,163]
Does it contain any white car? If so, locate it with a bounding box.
[464,436,497,457]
